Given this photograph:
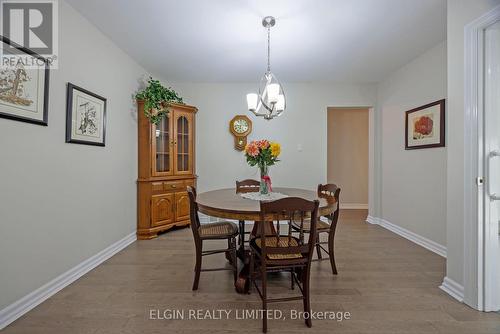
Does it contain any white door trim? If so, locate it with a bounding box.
[463,4,500,311]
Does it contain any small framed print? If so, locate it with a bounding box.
[0,36,50,125]
[405,99,445,150]
[66,83,107,146]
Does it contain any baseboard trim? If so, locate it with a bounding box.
[340,203,368,210]
[365,215,378,225]
[365,216,446,258]
[440,277,465,302]
[0,232,137,330]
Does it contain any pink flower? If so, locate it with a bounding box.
[257,140,270,149]
[245,142,259,157]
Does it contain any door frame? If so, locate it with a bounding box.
[463,4,500,312]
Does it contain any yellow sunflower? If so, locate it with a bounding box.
[270,142,281,157]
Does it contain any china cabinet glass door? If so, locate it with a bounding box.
[152,114,173,176]
[174,111,193,175]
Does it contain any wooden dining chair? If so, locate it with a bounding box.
[187,186,239,290]
[249,197,319,333]
[236,179,260,193]
[291,184,341,275]
[235,179,260,246]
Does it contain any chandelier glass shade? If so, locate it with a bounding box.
[246,16,285,120]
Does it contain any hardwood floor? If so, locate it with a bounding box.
[3,210,500,333]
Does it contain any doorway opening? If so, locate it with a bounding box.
[327,107,370,212]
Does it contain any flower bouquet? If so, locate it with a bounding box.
[244,140,281,195]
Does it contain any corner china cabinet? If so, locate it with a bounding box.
[137,100,197,239]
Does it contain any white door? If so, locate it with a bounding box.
[484,20,500,312]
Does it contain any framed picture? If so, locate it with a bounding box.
[0,36,50,125]
[405,99,445,150]
[66,83,107,146]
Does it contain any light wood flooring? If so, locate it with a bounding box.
[3,210,500,333]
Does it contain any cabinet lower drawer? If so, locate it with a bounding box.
[164,180,184,191]
[151,182,164,192]
[148,179,196,193]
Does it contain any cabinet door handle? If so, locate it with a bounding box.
[171,184,177,188]
[488,150,500,201]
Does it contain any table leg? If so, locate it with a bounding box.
[238,220,245,251]
[226,220,248,264]
[234,221,276,294]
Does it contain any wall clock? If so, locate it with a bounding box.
[229,115,252,151]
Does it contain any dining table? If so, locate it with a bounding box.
[196,187,338,293]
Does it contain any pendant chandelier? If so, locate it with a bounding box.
[246,16,285,120]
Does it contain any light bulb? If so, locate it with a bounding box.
[276,94,285,111]
[266,84,279,104]
[246,93,258,111]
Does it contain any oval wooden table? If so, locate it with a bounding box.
[196,187,338,293]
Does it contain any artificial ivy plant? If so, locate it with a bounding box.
[135,77,184,124]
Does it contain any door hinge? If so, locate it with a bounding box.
[477,177,484,186]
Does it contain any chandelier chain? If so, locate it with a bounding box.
[267,26,271,73]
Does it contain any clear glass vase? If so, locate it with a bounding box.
[259,164,270,195]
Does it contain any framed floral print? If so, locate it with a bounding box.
[66,83,107,146]
[0,36,50,125]
[405,99,445,150]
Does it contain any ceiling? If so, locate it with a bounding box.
[66,0,446,83]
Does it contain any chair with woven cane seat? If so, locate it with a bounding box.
[249,197,319,333]
[187,186,238,290]
[235,179,260,247]
[291,184,341,275]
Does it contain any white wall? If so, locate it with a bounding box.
[170,83,376,193]
[0,0,144,309]
[376,42,447,246]
[446,0,500,294]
